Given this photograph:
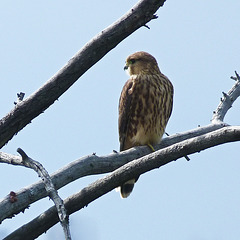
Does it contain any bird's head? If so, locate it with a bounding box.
[124,51,160,76]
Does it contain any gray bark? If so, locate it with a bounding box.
[3,126,240,240]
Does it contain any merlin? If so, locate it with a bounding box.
[118,51,174,198]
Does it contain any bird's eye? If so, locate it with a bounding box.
[129,59,136,64]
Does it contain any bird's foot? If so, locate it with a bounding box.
[147,143,155,152]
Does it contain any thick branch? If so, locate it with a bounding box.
[4,126,240,240]
[0,0,165,148]
[0,122,226,223]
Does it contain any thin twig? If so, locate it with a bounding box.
[212,71,240,123]
[16,148,71,240]
[14,92,25,105]
[230,71,240,81]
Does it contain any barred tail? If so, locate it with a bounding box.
[120,179,135,198]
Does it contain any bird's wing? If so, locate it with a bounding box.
[164,74,174,121]
[118,78,133,151]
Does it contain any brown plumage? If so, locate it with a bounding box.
[118,51,174,198]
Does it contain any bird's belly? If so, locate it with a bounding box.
[131,122,165,146]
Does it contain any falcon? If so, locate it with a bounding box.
[118,51,174,198]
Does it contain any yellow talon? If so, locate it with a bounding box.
[147,143,155,152]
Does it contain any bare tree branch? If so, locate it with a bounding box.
[16,148,71,240]
[0,0,238,235]
[212,71,240,123]
[0,0,166,148]
[0,122,226,223]
[1,69,239,224]
[4,125,240,240]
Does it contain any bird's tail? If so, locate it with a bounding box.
[120,179,135,198]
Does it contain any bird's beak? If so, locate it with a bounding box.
[124,65,128,71]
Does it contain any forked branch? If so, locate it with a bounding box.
[0,122,226,223]
[0,72,239,226]
[212,71,240,123]
[16,148,71,240]
[4,126,240,240]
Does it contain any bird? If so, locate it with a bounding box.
[118,51,174,198]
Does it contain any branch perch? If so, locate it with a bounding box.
[1,70,239,223]
[0,0,238,234]
[4,126,240,240]
[0,122,226,223]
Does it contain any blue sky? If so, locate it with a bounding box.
[1,1,240,239]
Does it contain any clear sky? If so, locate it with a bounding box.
[1,1,240,239]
